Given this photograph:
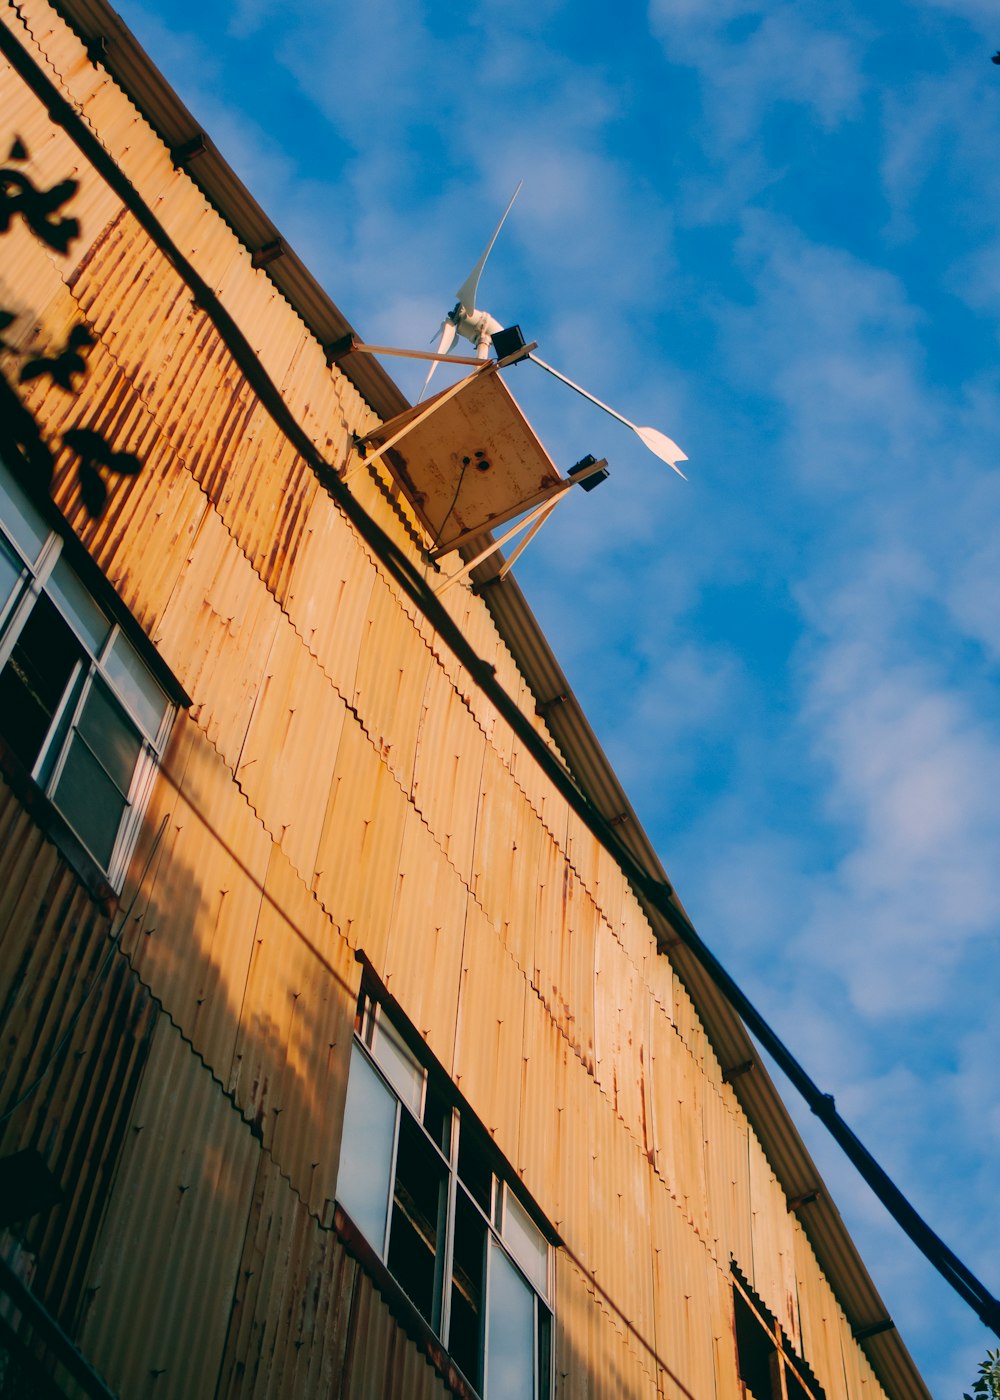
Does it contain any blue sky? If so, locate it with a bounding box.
[110,1,999,1392]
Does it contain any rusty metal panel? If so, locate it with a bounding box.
[275,332,355,466]
[648,1002,682,1201]
[565,804,603,898]
[516,979,571,1207]
[593,917,651,1152]
[793,1227,855,1400]
[343,1269,451,1400]
[382,809,469,1076]
[670,972,711,1070]
[0,61,123,278]
[587,1095,656,1351]
[747,1123,798,1340]
[353,573,433,792]
[410,670,486,882]
[312,717,409,964]
[452,903,525,1158]
[122,712,271,1075]
[78,1018,260,1400]
[215,1154,357,1400]
[532,862,596,1074]
[469,740,522,941]
[236,617,349,881]
[152,504,281,770]
[702,1080,754,1275]
[68,210,203,406]
[229,843,359,1218]
[282,485,377,700]
[555,1252,657,1400]
[647,1179,720,1400]
[0,777,158,1333]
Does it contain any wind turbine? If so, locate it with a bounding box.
[417,185,688,475]
[418,181,523,401]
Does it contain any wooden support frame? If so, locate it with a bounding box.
[428,455,608,561]
[433,457,608,597]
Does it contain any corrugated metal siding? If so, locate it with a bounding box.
[151,504,282,771]
[229,843,359,1218]
[0,778,157,1335]
[78,1019,260,1400]
[353,572,433,792]
[410,677,487,883]
[122,714,271,1074]
[309,719,406,952]
[235,617,349,880]
[555,1252,657,1400]
[282,486,377,702]
[381,809,469,1076]
[452,905,525,1154]
[215,1154,356,1400]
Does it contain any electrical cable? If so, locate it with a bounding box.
[4,9,998,1342]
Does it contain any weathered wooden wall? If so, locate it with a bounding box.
[0,4,906,1398]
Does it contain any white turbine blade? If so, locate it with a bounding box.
[455,180,522,312]
[529,353,687,476]
[418,319,458,401]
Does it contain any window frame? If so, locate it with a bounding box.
[337,985,555,1400]
[0,455,182,891]
[732,1267,826,1400]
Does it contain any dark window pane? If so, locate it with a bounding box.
[423,1078,451,1155]
[458,1123,493,1218]
[449,1187,486,1387]
[0,594,82,770]
[785,1360,816,1400]
[78,680,142,794]
[386,1112,446,1326]
[53,733,129,866]
[485,1242,535,1400]
[734,1288,776,1400]
[0,536,24,617]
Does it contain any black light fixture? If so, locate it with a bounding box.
[568,454,609,492]
[491,325,528,361]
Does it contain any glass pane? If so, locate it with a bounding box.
[423,1078,451,1156]
[0,536,25,618]
[106,631,168,739]
[0,460,49,564]
[485,1243,536,1400]
[458,1124,494,1218]
[502,1188,548,1298]
[0,594,83,771]
[47,555,111,654]
[386,1112,447,1325]
[449,1187,486,1388]
[53,733,129,866]
[372,1013,424,1116]
[78,680,143,795]
[337,1045,396,1254]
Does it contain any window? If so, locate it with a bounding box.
[0,457,173,888]
[337,990,553,1399]
[733,1269,825,1400]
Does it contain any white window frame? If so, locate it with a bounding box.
[338,992,553,1399]
[0,459,174,889]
